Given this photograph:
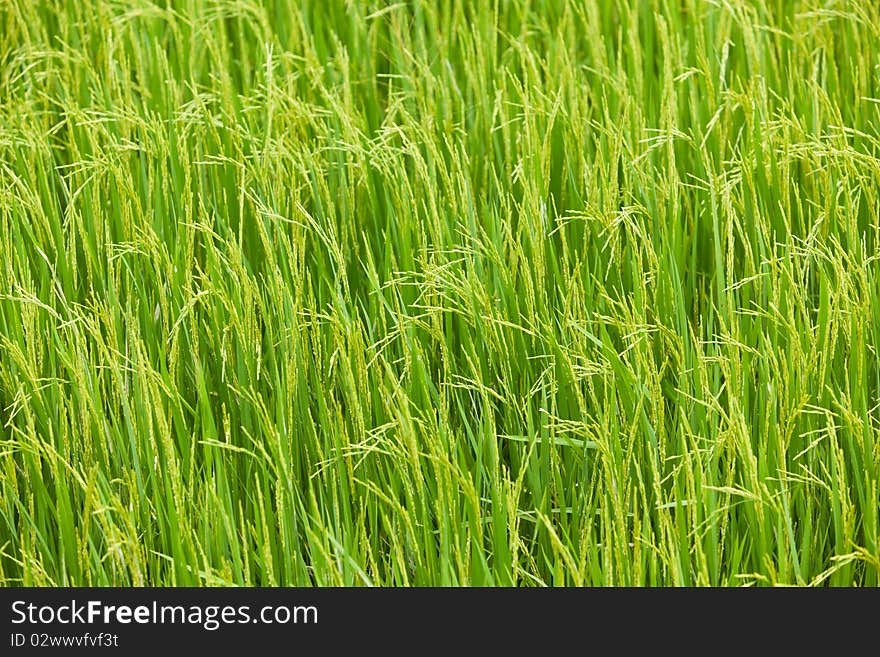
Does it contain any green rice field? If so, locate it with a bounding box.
[1,0,879,586]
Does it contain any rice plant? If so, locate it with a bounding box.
[1,0,878,586]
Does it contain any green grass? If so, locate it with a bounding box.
[1,0,878,586]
